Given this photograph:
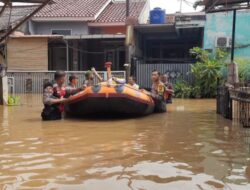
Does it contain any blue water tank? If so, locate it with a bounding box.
[150,8,166,24]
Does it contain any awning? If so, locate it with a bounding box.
[134,24,176,34]
[202,0,250,12]
[64,34,126,40]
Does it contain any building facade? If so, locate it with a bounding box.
[133,12,206,87]
[204,9,250,59]
[7,0,150,72]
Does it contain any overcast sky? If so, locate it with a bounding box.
[149,0,203,13]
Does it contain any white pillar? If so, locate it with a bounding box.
[0,76,8,105]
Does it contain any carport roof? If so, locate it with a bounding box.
[0,0,52,43]
[202,0,250,12]
[134,24,176,34]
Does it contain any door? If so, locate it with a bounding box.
[105,48,125,71]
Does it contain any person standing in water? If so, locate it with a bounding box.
[52,71,68,113]
[42,82,68,120]
[161,74,174,104]
[151,70,166,113]
[53,71,83,111]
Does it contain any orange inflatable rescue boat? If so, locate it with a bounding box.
[65,62,155,116]
[65,84,155,116]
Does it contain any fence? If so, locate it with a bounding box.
[7,71,125,94]
[135,62,193,88]
[230,87,250,127]
[217,86,232,119]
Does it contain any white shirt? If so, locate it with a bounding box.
[130,83,139,90]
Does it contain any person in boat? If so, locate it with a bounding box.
[41,82,68,120]
[161,74,174,104]
[151,70,167,113]
[65,74,83,97]
[83,68,103,87]
[67,75,78,90]
[128,76,139,90]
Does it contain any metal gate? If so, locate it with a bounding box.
[7,71,125,94]
[135,62,193,88]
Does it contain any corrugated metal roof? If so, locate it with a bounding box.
[204,0,249,6]
[0,6,38,31]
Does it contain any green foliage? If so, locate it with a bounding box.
[174,79,201,99]
[174,80,191,98]
[175,47,227,98]
[236,58,250,82]
[190,47,226,98]
[193,0,203,10]
[191,59,222,97]
[176,47,250,98]
[190,47,209,62]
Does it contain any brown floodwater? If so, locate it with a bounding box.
[1,95,250,190]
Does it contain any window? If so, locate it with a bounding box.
[52,29,71,35]
[89,27,102,34]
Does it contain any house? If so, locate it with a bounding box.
[8,0,149,72]
[133,12,206,87]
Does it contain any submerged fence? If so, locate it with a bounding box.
[230,87,250,127]
[217,83,250,127]
[135,62,193,88]
[7,71,125,94]
[217,86,232,119]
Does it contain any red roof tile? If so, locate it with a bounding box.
[35,0,111,20]
[95,1,146,23]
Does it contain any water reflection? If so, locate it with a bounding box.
[0,96,250,189]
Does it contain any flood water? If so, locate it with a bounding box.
[1,95,250,190]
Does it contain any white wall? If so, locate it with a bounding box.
[138,0,150,24]
[29,21,89,35]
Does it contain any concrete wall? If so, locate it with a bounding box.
[30,21,89,35]
[204,10,250,58]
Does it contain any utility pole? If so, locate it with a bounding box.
[231,9,236,63]
[179,0,183,13]
[126,0,130,17]
[125,0,130,81]
[228,9,239,84]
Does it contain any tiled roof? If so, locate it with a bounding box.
[35,0,111,20]
[95,1,146,23]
